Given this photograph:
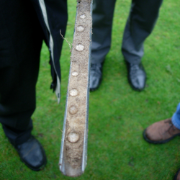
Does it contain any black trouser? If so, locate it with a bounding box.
[0,0,43,146]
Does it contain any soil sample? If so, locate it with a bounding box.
[59,0,92,177]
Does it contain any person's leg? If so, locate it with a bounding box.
[122,0,163,91]
[143,103,180,144]
[143,104,180,179]
[91,0,116,64]
[0,0,42,146]
[122,0,163,64]
[90,0,116,91]
[171,103,180,129]
[0,0,46,170]
[143,103,180,179]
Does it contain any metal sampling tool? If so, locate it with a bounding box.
[59,0,93,177]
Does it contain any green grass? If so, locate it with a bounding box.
[1,0,180,179]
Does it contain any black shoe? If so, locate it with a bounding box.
[90,63,102,91]
[174,168,180,180]
[126,62,146,91]
[15,136,47,171]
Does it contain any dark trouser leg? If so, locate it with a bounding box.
[0,0,43,146]
[91,0,116,64]
[122,0,163,64]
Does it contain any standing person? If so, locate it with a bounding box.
[90,0,163,91]
[0,0,67,171]
[143,103,180,179]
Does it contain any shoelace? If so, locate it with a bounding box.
[165,119,179,135]
[130,64,141,72]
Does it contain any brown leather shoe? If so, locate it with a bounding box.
[143,118,180,144]
[174,169,180,180]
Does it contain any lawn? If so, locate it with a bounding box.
[0,0,180,179]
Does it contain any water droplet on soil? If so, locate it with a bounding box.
[70,89,78,96]
[77,26,85,32]
[69,105,78,114]
[72,71,78,76]
[80,14,86,19]
[68,132,80,143]
[76,44,84,51]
